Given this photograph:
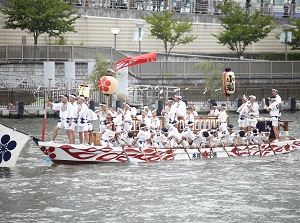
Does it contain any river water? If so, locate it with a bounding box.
[1,112,300,223]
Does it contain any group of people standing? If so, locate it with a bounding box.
[236,88,282,143]
[46,94,97,145]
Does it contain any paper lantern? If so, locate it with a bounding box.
[222,71,235,96]
[78,83,90,98]
[98,76,118,94]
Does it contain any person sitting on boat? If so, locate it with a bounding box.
[264,96,280,143]
[247,95,259,132]
[100,122,116,147]
[134,123,152,149]
[123,103,132,132]
[161,97,176,129]
[245,129,259,145]
[111,107,123,133]
[138,110,151,129]
[149,110,161,132]
[185,107,195,127]
[237,95,249,132]
[95,103,113,134]
[142,105,152,118]
[174,95,187,120]
[218,104,227,131]
[77,95,89,145]
[257,131,270,144]
[67,93,78,144]
[179,121,196,149]
[208,103,220,117]
[167,120,181,149]
[207,128,221,147]
[194,130,210,148]
[218,124,235,147]
[231,130,247,146]
[152,127,169,149]
[46,94,73,143]
[117,131,135,147]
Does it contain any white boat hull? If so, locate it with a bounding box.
[38,140,300,164]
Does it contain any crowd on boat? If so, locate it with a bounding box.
[45,88,282,150]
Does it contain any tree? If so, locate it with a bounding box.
[1,0,80,45]
[212,1,276,59]
[88,56,112,90]
[192,61,223,97]
[142,10,196,61]
[288,19,300,50]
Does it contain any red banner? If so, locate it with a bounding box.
[114,52,157,72]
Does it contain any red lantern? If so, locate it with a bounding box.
[98,76,118,94]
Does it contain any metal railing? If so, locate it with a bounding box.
[72,0,300,18]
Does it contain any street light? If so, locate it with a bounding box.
[111,28,120,61]
[135,23,144,55]
[282,24,290,61]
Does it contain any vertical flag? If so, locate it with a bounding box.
[0,124,30,167]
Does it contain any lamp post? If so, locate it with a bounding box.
[110,28,120,62]
[135,23,144,55]
[282,24,292,61]
[135,23,144,77]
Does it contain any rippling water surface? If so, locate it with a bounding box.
[0,112,300,223]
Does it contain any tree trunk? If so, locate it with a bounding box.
[34,33,38,45]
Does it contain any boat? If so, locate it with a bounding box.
[35,139,300,164]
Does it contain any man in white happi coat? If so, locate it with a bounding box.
[264,96,280,142]
[167,120,181,148]
[138,110,151,129]
[247,95,259,132]
[111,107,123,133]
[185,107,195,126]
[271,88,282,119]
[149,110,161,132]
[142,105,152,118]
[236,95,249,132]
[218,104,228,131]
[47,94,73,143]
[76,95,89,145]
[162,97,176,128]
[68,93,78,144]
[208,103,220,117]
[123,103,132,132]
[134,124,151,149]
[100,122,116,147]
[180,121,196,149]
[152,127,169,149]
[174,95,186,120]
[95,103,113,134]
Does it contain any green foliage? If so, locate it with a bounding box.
[212,1,276,58]
[88,56,113,90]
[142,10,196,61]
[192,61,223,97]
[1,0,80,45]
[289,18,300,50]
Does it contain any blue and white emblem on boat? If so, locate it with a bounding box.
[0,134,17,163]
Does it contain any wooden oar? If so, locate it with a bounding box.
[139,146,149,162]
[196,145,203,159]
[220,140,230,157]
[41,78,52,142]
[257,142,263,156]
[268,142,277,156]
[151,139,162,161]
[183,145,191,160]
[116,136,130,162]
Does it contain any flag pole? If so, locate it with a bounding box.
[41,78,52,141]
